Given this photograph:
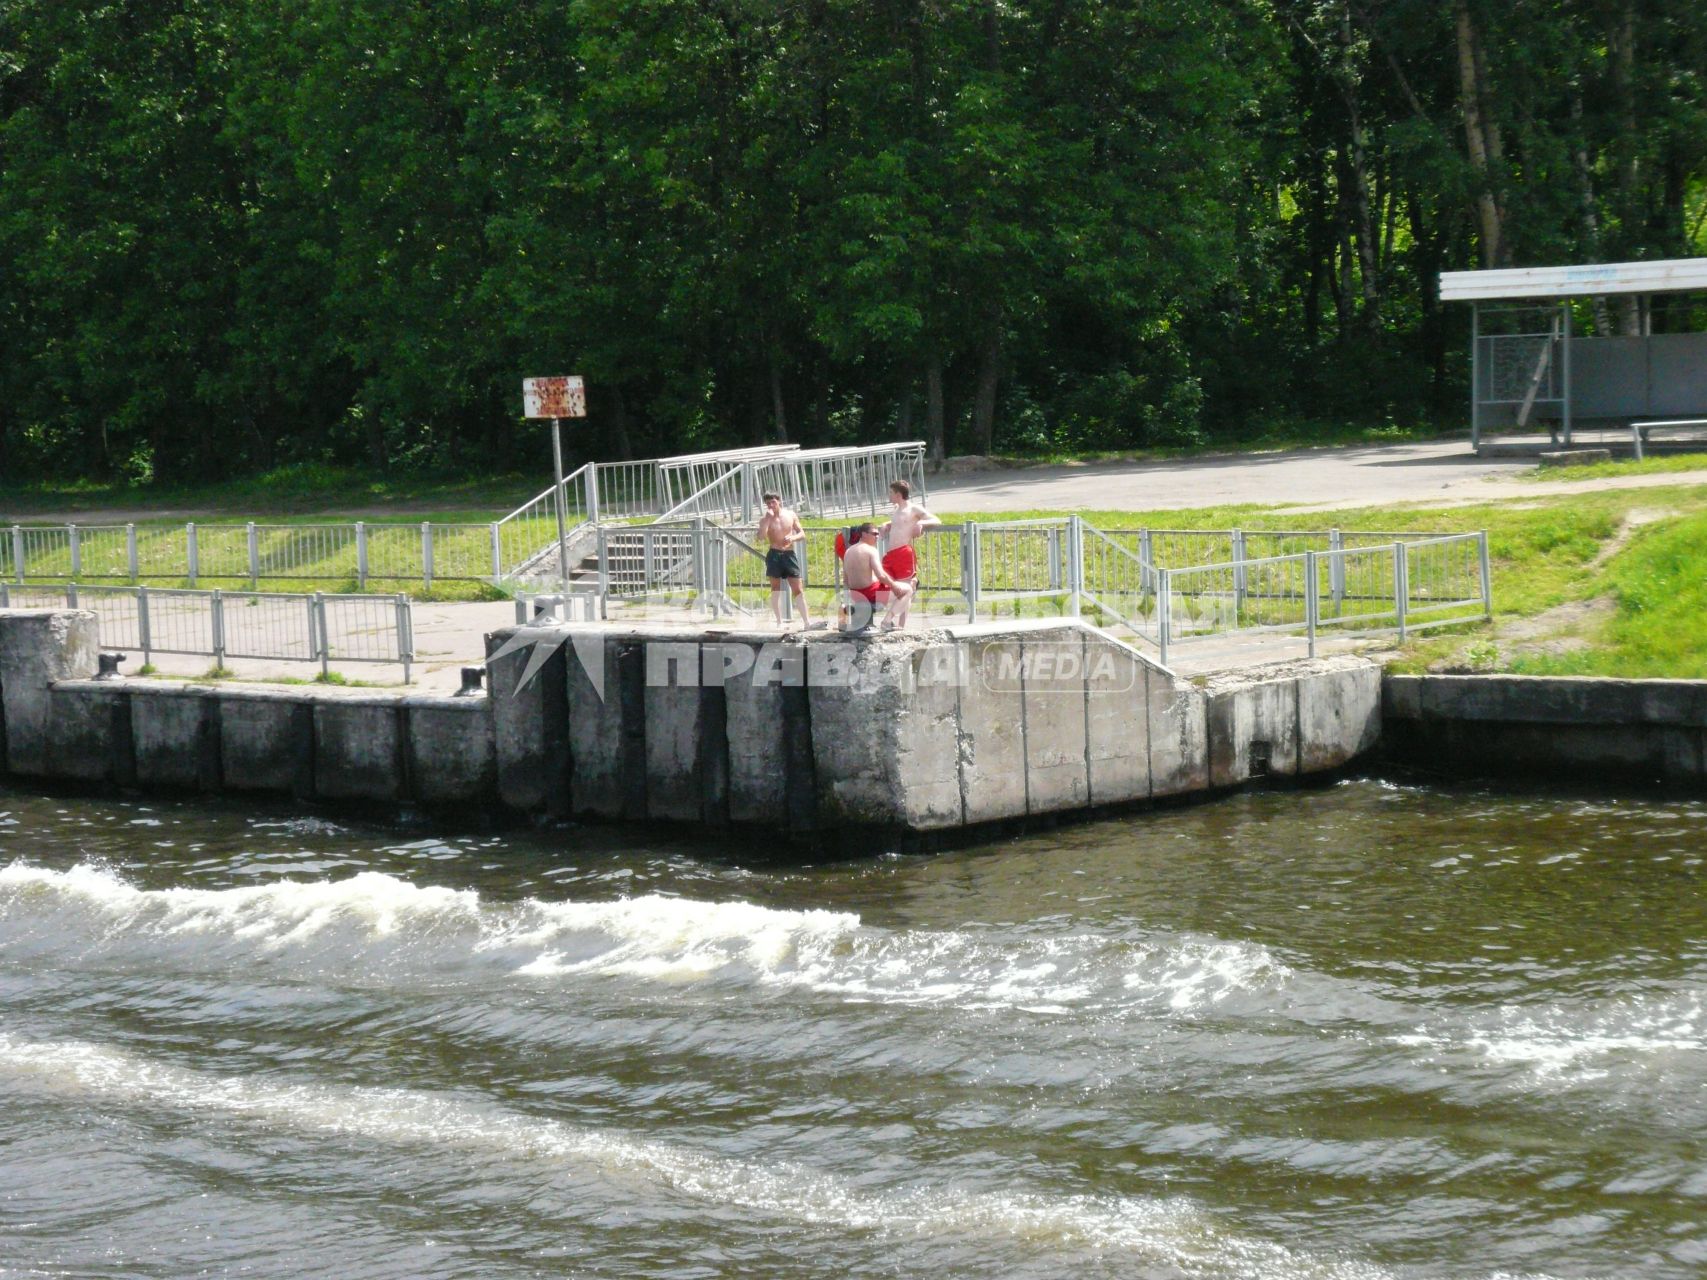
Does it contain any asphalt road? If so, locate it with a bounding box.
[925,439,1542,514]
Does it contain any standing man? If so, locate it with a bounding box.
[877,479,940,628]
[757,490,811,629]
[841,522,911,631]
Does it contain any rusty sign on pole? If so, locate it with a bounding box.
[522,376,586,420]
[523,376,587,600]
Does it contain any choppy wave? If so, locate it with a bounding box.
[0,1031,1399,1280]
[1395,991,1707,1077]
[0,862,1287,1014]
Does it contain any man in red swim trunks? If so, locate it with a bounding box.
[841,523,911,631]
[876,479,940,629]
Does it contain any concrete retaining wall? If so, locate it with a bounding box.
[1384,673,1707,788]
[482,619,1382,838]
[0,609,495,808]
[1,607,1386,838]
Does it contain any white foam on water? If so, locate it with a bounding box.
[1126,939,1295,1013]
[0,1031,1409,1280]
[0,863,1293,1016]
[1393,990,1706,1078]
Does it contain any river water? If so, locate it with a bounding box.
[0,779,1702,1279]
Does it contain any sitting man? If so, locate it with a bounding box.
[840,522,911,632]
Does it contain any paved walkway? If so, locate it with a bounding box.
[926,438,1707,515]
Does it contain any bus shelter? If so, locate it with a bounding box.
[1439,257,1707,453]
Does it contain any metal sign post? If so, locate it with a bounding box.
[522,376,587,600]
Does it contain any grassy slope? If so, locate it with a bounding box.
[924,486,1707,679]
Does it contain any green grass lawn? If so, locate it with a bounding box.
[919,486,1707,678]
[1523,451,1707,483]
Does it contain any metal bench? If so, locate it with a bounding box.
[1631,418,1707,461]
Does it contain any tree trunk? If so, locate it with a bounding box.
[969,310,1002,455]
[1610,0,1642,335]
[768,350,789,443]
[924,353,945,463]
[1568,90,1612,337]
[607,384,634,461]
[1454,0,1506,267]
[1340,6,1381,333]
[895,377,915,442]
[366,410,386,473]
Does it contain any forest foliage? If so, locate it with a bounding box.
[2,0,1704,483]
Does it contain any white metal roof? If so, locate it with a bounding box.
[1440,257,1707,302]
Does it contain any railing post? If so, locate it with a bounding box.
[963,522,980,623]
[1305,550,1319,659]
[355,522,368,590]
[186,523,199,586]
[596,525,609,620]
[1158,569,1172,667]
[246,522,259,588]
[1232,528,1246,612]
[211,589,226,668]
[66,581,78,608]
[312,592,329,677]
[138,584,153,664]
[396,593,413,684]
[1068,516,1083,618]
[126,523,138,582]
[69,524,81,578]
[1329,528,1345,612]
[586,463,600,525]
[1478,532,1494,620]
[1393,541,1409,641]
[11,525,23,583]
[489,522,502,580]
[421,522,433,589]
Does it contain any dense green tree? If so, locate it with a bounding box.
[1,0,1703,484]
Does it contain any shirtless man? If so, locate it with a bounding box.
[757,491,810,628]
[876,479,940,628]
[841,522,911,632]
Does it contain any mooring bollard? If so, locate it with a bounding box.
[455,666,486,697]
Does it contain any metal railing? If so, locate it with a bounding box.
[0,583,414,679]
[5,520,509,590]
[555,517,1491,669]
[1146,532,1490,665]
[747,443,928,521]
[657,445,799,518]
[3,445,933,594]
[656,465,751,524]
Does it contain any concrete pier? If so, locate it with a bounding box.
[1383,673,1707,788]
[2,608,1390,839]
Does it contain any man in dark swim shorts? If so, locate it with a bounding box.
[757,491,811,629]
